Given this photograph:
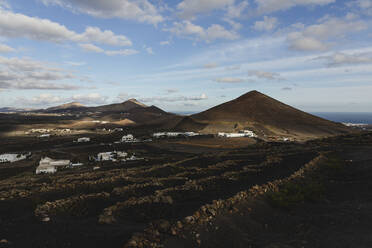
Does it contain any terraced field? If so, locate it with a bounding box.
[0,141,319,248]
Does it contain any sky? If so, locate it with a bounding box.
[0,0,372,112]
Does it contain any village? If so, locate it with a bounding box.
[0,129,261,175]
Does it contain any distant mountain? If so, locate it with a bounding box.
[175,90,350,139]
[46,102,86,112]
[88,99,147,113]
[40,98,179,128]
[0,107,34,113]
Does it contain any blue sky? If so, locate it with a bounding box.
[0,0,372,112]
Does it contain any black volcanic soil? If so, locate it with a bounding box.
[0,130,323,248]
[129,133,372,248]
[0,106,369,248]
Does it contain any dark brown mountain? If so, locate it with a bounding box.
[88,99,147,113]
[175,90,350,139]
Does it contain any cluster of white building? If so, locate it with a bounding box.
[0,153,31,163]
[218,130,257,138]
[152,132,200,138]
[26,128,71,135]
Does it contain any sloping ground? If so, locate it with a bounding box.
[177,91,350,139]
[0,143,317,248]
[125,139,372,248]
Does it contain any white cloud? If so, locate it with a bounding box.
[105,49,139,56]
[166,21,239,42]
[225,64,241,70]
[0,43,15,53]
[0,10,132,46]
[78,26,132,46]
[315,52,372,66]
[248,70,284,80]
[203,62,218,69]
[139,93,208,103]
[145,46,154,55]
[206,24,239,41]
[71,93,108,105]
[79,43,139,56]
[223,18,243,30]
[225,1,249,18]
[165,89,179,94]
[0,56,79,90]
[253,16,278,31]
[20,94,63,106]
[177,0,234,19]
[287,16,368,51]
[351,0,372,16]
[214,77,245,83]
[160,41,170,45]
[0,0,10,10]
[79,43,104,53]
[17,93,108,107]
[288,33,328,51]
[40,0,163,25]
[65,61,86,66]
[282,87,292,90]
[255,0,336,14]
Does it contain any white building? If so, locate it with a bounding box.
[36,157,71,174]
[39,134,51,138]
[77,137,90,143]
[0,153,30,163]
[153,132,167,138]
[240,130,257,137]
[218,130,257,138]
[153,132,198,138]
[70,163,84,168]
[97,151,128,162]
[121,134,134,142]
[185,132,199,137]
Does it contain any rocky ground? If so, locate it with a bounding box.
[125,134,372,248]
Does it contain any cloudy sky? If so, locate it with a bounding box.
[0,0,372,112]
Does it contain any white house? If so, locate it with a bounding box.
[77,137,90,143]
[185,132,199,137]
[70,163,84,168]
[97,152,115,161]
[153,132,167,138]
[36,157,71,174]
[121,134,134,142]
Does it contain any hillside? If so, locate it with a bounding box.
[88,99,147,113]
[176,90,350,139]
[46,102,86,112]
